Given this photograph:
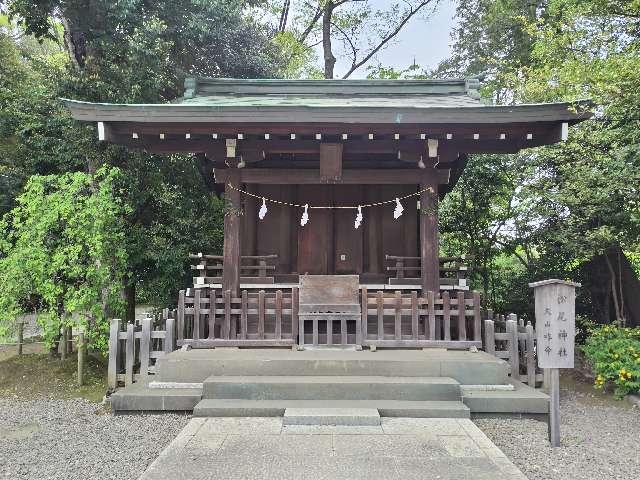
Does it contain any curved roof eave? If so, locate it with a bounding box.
[62,98,593,125]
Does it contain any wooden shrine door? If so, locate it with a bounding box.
[333,186,363,274]
[297,185,332,274]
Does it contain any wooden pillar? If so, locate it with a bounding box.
[223,171,242,295]
[420,182,439,293]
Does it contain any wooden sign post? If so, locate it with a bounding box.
[529,279,580,447]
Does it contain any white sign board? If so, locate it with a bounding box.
[529,279,580,369]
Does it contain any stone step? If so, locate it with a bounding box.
[156,349,509,385]
[283,407,381,426]
[109,382,202,412]
[202,375,461,401]
[462,379,550,415]
[193,399,470,418]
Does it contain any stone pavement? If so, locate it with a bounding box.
[138,417,527,480]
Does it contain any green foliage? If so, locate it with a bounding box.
[0,167,128,352]
[0,32,84,217]
[366,63,427,79]
[583,324,640,398]
[2,1,292,317]
[432,0,640,323]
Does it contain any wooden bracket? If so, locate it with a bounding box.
[226,138,237,157]
[319,143,343,182]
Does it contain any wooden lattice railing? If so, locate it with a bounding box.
[107,288,488,389]
[107,310,176,389]
[483,312,541,386]
[361,289,482,349]
[177,288,299,347]
[175,287,482,350]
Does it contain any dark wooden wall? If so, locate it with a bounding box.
[241,184,419,279]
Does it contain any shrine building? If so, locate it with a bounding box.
[65,78,589,416]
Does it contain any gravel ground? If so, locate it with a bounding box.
[0,397,190,480]
[475,379,640,480]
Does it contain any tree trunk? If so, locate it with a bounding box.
[322,2,336,79]
[123,281,136,323]
[604,253,624,325]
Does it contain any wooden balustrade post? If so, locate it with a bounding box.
[107,319,120,390]
[125,322,134,386]
[77,331,85,386]
[526,321,536,386]
[359,287,366,347]
[193,289,201,343]
[164,318,175,354]
[484,319,495,357]
[177,290,185,344]
[258,260,267,279]
[17,321,24,356]
[473,291,482,343]
[140,317,152,378]
[61,325,68,360]
[292,287,299,346]
[506,316,519,378]
[396,259,404,280]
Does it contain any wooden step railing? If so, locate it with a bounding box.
[483,311,541,386]
[385,255,471,289]
[190,253,278,285]
[107,310,176,389]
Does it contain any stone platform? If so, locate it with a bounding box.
[155,348,509,384]
[137,417,527,480]
[110,348,548,416]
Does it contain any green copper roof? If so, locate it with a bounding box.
[63,77,592,125]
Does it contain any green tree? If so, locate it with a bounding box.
[274,0,437,78]
[0,167,127,352]
[436,0,640,323]
[3,1,289,316]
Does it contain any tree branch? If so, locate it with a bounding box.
[341,0,433,78]
[298,3,323,45]
[331,21,358,69]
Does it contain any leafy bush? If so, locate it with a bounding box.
[0,167,128,353]
[582,325,640,398]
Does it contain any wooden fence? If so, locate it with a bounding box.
[107,311,176,389]
[177,288,298,347]
[483,312,541,386]
[361,289,482,348]
[175,287,483,350]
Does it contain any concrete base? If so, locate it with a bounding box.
[109,381,201,412]
[202,375,461,401]
[155,348,509,385]
[283,408,381,426]
[193,399,471,418]
[462,379,549,414]
[108,349,550,417]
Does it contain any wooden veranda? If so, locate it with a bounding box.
[66,77,590,350]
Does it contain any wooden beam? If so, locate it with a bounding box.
[214,168,450,185]
[319,143,343,181]
[109,120,566,138]
[222,171,242,295]
[420,183,439,292]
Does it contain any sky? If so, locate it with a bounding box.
[333,0,458,78]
